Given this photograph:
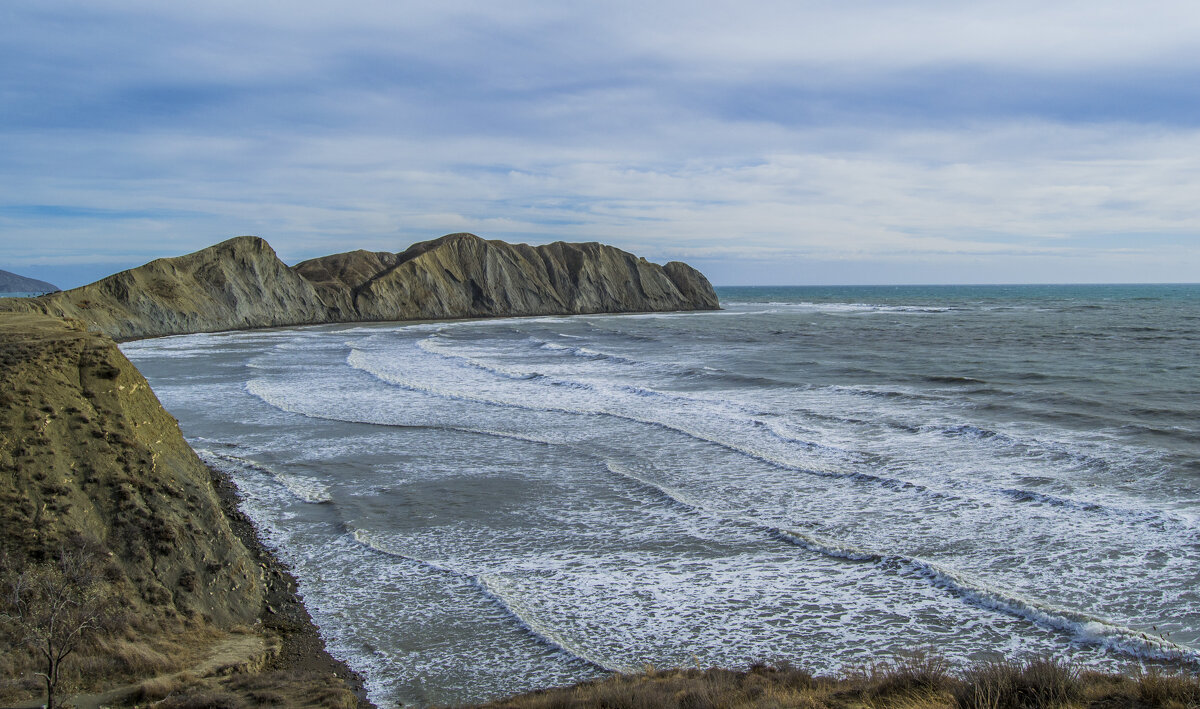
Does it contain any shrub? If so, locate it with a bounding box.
[955,658,1080,709]
[873,652,954,697]
[1138,667,1200,706]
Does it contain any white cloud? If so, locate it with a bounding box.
[2,1,1199,285]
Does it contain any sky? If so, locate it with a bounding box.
[2,1,1199,287]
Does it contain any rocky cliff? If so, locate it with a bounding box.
[296,233,719,322]
[0,233,718,340]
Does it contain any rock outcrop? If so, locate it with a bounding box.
[0,269,58,294]
[0,233,718,341]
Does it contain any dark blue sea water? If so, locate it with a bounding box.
[122,284,1200,707]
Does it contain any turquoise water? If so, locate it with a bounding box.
[123,284,1200,706]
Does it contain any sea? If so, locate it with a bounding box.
[119,284,1200,707]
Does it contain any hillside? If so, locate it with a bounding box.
[0,269,58,295]
[0,312,363,707]
[295,233,719,322]
[0,233,719,340]
[0,237,326,341]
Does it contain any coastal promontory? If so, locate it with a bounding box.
[0,233,719,340]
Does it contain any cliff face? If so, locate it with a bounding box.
[291,249,400,322]
[0,313,263,627]
[0,237,327,341]
[322,234,721,322]
[1,233,718,340]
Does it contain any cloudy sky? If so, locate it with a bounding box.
[2,1,1199,287]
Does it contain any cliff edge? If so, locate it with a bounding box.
[0,233,718,340]
[0,312,364,706]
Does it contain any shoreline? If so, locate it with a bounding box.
[207,459,374,707]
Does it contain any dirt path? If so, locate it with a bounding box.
[13,633,271,709]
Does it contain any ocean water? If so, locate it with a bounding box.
[121,284,1200,707]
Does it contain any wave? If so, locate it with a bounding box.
[925,375,987,385]
[993,487,1196,531]
[602,462,1200,666]
[417,337,541,380]
[936,419,1109,469]
[534,339,643,367]
[939,424,1016,443]
[828,384,945,403]
[722,301,954,314]
[925,423,1196,529]
[196,449,332,504]
[244,379,562,445]
[348,529,620,673]
[347,347,937,493]
[754,418,855,456]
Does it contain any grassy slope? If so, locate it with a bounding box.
[0,312,365,707]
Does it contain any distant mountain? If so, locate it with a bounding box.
[0,233,719,340]
[0,268,58,294]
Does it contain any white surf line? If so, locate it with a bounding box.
[602,461,1200,667]
[243,379,561,445]
[347,347,954,502]
[198,448,333,504]
[347,529,623,674]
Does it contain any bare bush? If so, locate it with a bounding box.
[0,544,118,709]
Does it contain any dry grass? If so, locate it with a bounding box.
[1137,667,1200,707]
[0,619,226,703]
[466,657,1200,709]
[141,669,361,709]
[135,671,194,703]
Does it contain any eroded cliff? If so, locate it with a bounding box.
[300,233,719,322]
[1,233,718,340]
[0,237,327,340]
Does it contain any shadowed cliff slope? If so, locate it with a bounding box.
[295,233,720,322]
[0,233,718,340]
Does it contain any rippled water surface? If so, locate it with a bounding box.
[122,284,1200,707]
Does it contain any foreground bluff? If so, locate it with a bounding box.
[0,233,718,340]
[0,314,263,627]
